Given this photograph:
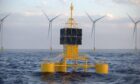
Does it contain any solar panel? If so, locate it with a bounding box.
[60,28,82,45]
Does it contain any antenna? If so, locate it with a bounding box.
[127,14,140,50]
[42,10,60,56]
[0,13,11,51]
[86,12,105,52]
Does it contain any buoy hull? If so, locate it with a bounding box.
[41,63,55,73]
[95,63,109,74]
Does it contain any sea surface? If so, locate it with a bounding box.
[0,49,140,84]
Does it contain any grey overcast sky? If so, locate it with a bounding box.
[0,0,140,49]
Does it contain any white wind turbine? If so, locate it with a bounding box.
[42,10,60,56]
[0,14,11,51]
[128,14,140,50]
[86,12,105,52]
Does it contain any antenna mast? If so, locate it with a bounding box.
[67,3,77,28]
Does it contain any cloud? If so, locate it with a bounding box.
[62,0,67,3]
[113,0,140,5]
[58,0,67,5]
[94,0,140,6]
[106,13,116,20]
[23,11,42,16]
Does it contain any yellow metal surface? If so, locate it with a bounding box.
[64,45,78,59]
[55,63,67,72]
[41,63,55,73]
[95,63,109,74]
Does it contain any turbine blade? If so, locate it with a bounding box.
[94,16,105,22]
[127,14,135,23]
[47,23,51,38]
[0,22,2,32]
[0,13,11,22]
[91,23,94,38]
[42,10,50,21]
[133,28,136,39]
[86,12,94,22]
[133,24,136,43]
[50,14,61,22]
[136,20,140,23]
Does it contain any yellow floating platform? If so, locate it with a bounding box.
[41,3,109,75]
[41,60,109,74]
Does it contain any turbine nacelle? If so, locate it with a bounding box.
[42,10,61,38]
[42,10,60,22]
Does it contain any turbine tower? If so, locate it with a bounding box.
[128,14,140,50]
[42,10,60,56]
[0,14,10,51]
[86,13,105,52]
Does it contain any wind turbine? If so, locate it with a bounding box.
[42,10,60,56]
[128,14,140,50]
[86,12,105,52]
[0,14,10,51]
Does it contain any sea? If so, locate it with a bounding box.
[0,49,140,84]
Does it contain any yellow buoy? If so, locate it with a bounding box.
[41,63,55,73]
[40,3,109,74]
[95,63,109,74]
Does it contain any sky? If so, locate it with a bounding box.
[0,0,140,49]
